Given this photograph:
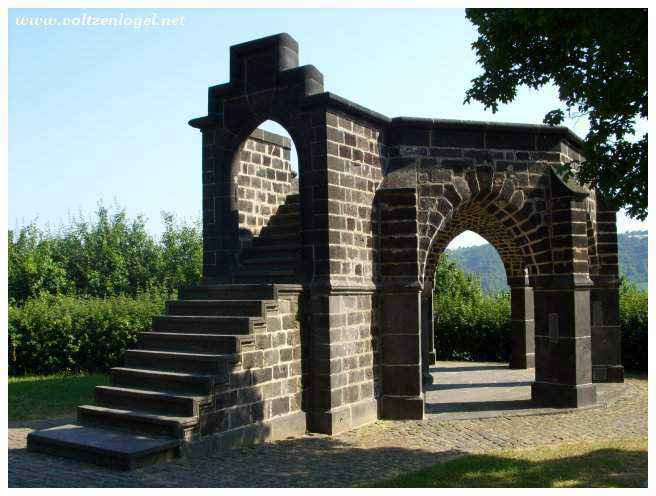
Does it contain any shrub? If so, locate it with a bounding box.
[433,256,511,362]
[8,292,167,376]
[619,279,648,371]
[433,257,648,371]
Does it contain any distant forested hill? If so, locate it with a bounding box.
[445,230,648,293]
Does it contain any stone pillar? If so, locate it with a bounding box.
[590,276,623,382]
[380,289,424,419]
[198,133,240,282]
[508,274,535,369]
[590,201,624,383]
[421,285,435,384]
[531,182,596,408]
[377,187,424,420]
[306,290,378,435]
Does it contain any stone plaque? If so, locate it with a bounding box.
[593,301,603,326]
[548,313,559,343]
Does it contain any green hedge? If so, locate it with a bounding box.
[434,256,648,371]
[9,292,167,376]
[433,256,511,362]
[619,281,648,371]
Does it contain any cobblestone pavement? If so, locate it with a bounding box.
[9,362,647,487]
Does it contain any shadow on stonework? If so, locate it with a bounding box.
[424,381,533,392]
[431,365,509,373]
[424,399,534,415]
[9,430,467,488]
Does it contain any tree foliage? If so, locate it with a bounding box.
[433,255,647,370]
[465,8,647,219]
[8,205,202,304]
[433,255,511,362]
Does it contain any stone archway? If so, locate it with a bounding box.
[188,34,624,425]
[417,166,539,386]
[375,118,621,417]
[26,33,626,468]
[423,223,535,382]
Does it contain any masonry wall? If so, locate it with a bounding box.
[207,293,304,437]
[321,111,384,284]
[307,109,385,434]
[388,126,579,284]
[190,32,623,429]
[236,129,295,242]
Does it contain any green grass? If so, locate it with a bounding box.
[368,438,648,488]
[9,373,109,422]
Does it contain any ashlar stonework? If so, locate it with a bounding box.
[26,33,624,470]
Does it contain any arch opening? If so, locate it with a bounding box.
[422,216,536,416]
[423,201,534,290]
[230,120,300,250]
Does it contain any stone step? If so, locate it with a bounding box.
[94,385,210,417]
[240,255,297,267]
[178,283,302,301]
[77,405,197,439]
[26,423,180,471]
[137,332,254,355]
[273,204,299,217]
[152,315,265,334]
[179,283,279,300]
[166,299,276,317]
[124,349,234,375]
[266,212,300,227]
[251,236,300,250]
[286,193,300,203]
[258,222,300,237]
[233,268,297,284]
[241,243,300,258]
[110,367,218,396]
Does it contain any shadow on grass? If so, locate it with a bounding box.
[367,444,648,488]
[9,419,647,488]
[9,374,109,422]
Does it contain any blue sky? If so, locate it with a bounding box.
[8,8,648,248]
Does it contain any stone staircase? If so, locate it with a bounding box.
[234,193,301,283]
[27,198,304,470]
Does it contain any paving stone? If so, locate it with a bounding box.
[9,363,646,487]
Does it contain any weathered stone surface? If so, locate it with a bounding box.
[26,424,181,471]
[10,366,643,487]
[26,32,623,471]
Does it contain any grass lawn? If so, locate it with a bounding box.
[9,373,109,422]
[368,438,648,488]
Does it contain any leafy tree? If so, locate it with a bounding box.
[8,224,71,303]
[51,205,162,297]
[618,278,647,371]
[465,9,647,220]
[8,205,203,304]
[159,212,203,294]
